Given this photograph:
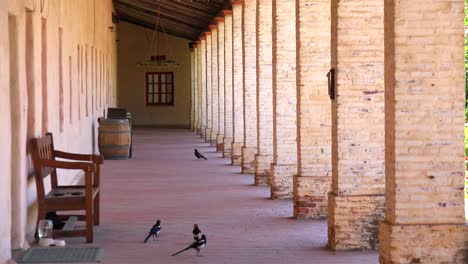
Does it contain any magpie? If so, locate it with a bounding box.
[194,149,207,160]
[143,219,161,243]
[192,224,202,241]
[171,234,207,257]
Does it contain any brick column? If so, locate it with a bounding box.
[217,17,226,152]
[270,0,297,199]
[210,25,219,146]
[328,0,385,250]
[190,48,195,131]
[379,1,467,263]
[196,40,203,135]
[254,0,273,186]
[223,11,234,158]
[241,0,258,174]
[200,36,207,138]
[294,0,331,219]
[205,33,213,142]
[231,1,244,165]
[193,45,199,132]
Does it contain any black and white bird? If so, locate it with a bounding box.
[194,149,207,160]
[192,224,202,241]
[143,219,161,243]
[171,234,207,257]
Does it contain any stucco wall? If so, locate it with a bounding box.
[0,0,117,262]
[117,21,191,128]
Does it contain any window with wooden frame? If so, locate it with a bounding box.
[146,72,174,105]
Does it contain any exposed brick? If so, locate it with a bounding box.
[293,176,331,219]
[200,37,207,138]
[217,20,225,152]
[270,164,296,199]
[196,41,203,135]
[255,0,274,185]
[254,154,272,186]
[379,222,468,264]
[205,33,213,143]
[328,0,385,250]
[294,0,332,220]
[231,2,244,165]
[190,50,195,130]
[379,1,467,262]
[270,0,297,199]
[328,193,385,250]
[223,13,234,158]
[241,0,257,173]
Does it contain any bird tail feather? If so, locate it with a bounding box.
[171,246,190,256]
[143,233,152,243]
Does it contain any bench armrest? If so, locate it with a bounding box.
[54,150,103,164]
[40,159,96,173]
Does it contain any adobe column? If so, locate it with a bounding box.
[241,0,257,173]
[216,17,226,152]
[379,1,467,263]
[223,11,234,158]
[254,0,273,186]
[231,0,244,166]
[205,32,213,143]
[196,40,203,135]
[328,0,385,250]
[210,25,219,147]
[200,36,207,138]
[190,48,195,131]
[193,44,199,133]
[294,0,332,219]
[269,0,298,199]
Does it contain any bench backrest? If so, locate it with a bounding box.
[31,133,59,200]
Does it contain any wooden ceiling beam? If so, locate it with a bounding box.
[114,1,205,32]
[116,0,210,27]
[119,15,197,40]
[115,6,203,34]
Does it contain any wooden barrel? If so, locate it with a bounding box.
[98,118,131,159]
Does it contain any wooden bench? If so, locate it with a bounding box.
[31,133,103,243]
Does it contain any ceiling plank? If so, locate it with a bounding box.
[119,15,197,40]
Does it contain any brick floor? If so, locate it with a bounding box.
[90,129,378,263]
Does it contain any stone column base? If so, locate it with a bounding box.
[241,147,256,174]
[223,137,233,158]
[379,221,467,264]
[216,134,224,152]
[254,154,273,186]
[231,142,243,165]
[269,163,296,199]
[293,176,331,219]
[204,128,212,143]
[210,131,218,147]
[328,193,385,250]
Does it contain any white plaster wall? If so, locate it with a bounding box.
[0,0,118,262]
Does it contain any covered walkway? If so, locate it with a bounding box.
[94,129,377,263]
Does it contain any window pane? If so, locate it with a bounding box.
[167,74,172,83]
[161,84,166,93]
[161,74,166,83]
[167,94,173,103]
[148,83,153,93]
[148,74,152,83]
[167,84,172,93]
[148,94,153,103]
[161,94,166,103]
[154,75,159,84]
[154,93,159,103]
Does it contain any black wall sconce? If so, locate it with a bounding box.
[327,68,335,100]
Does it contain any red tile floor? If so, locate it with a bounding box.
[91,129,377,263]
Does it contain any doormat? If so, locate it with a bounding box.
[17,247,103,263]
